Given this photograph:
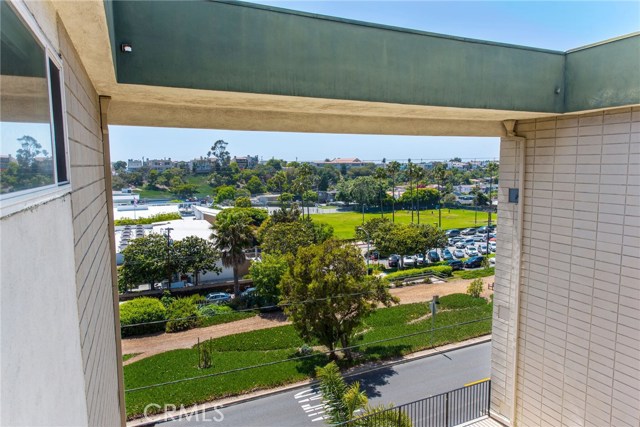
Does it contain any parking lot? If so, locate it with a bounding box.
[364,226,497,271]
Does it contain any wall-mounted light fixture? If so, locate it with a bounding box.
[120,43,132,53]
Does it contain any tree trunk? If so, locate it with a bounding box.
[392,180,395,223]
[340,335,352,360]
[233,265,240,297]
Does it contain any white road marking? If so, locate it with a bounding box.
[294,388,330,422]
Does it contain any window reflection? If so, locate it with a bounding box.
[1,2,55,195]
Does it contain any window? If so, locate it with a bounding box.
[0,1,68,198]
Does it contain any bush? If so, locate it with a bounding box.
[120,297,166,337]
[467,278,484,298]
[385,265,453,281]
[165,296,199,333]
[114,212,182,226]
[199,304,233,317]
[454,267,495,280]
[439,293,487,309]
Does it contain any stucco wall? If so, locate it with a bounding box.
[0,197,89,426]
[492,107,640,426]
[59,20,122,427]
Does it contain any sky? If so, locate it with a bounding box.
[108,1,639,163]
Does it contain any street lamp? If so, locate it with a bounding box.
[430,295,440,348]
[357,227,371,274]
[163,227,174,287]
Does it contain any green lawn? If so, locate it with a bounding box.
[134,176,213,200]
[310,208,495,239]
[124,295,492,418]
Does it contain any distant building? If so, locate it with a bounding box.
[312,157,372,169]
[145,158,174,172]
[232,155,258,169]
[191,157,216,174]
[127,158,143,171]
[0,154,17,171]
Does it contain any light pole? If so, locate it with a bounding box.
[163,227,174,287]
[430,295,439,348]
[358,227,371,274]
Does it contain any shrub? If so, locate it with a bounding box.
[120,297,166,337]
[160,290,175,308]
[199,304,233,317]
[114,212,182,226]
[439,293,487,309]
[385,265,453,281]
[165,297,199,333]
[454,267,495,280]
[467,278,484,298]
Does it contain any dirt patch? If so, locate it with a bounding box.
[122,276,494,364]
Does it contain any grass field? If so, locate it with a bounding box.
[310,208,495,239]
[123,295,491,418]
[135,176,214,199]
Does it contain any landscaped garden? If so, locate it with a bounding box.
[310,208,494,239]
[123,293,492,419]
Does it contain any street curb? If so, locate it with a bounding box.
[128,334,491,427]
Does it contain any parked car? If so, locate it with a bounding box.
[388,254,400,268]
[241,287,256,297]
[427,250,440,263]
[415,253,425,265]
[464,256,485,268]
[449,236,464,245]
[461,228,477,235]
[465,246,479,257]
[473,235,486,242]
[205,292,232,304]
[455,241,467,249]
[465,238,476,246]
[489,241,497,252]
[403,255,417,267]
[447,259,464,271]
[367,250,380,260]
[442,249,453,261]
[453,249,465,258]
[446,229,461,237]
[490,257,496,266]
[478,244,489,254]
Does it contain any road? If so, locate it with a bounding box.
[156,341,491,427]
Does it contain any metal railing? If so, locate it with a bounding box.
[337,379,491,427]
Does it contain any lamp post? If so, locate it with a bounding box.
[163,227,174,287]
[430,295,439,348]
[358,227,371,274]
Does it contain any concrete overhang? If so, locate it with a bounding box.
[52,0,640,137]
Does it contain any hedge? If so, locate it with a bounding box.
[165,296,200,333]
[114,212,182,226]
[385,265,453,281]
[120,298,166,337]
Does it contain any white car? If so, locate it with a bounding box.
[415,254,425,265]
[455,241,467,249]
[490,257,496,266]
[465,246,478,257]
[453,249,465,259]
[478,244,488,254]
[402,255,416,267]
[489,241,497,252]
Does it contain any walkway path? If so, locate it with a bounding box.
[121,276,494,365]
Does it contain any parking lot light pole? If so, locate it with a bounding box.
[430,295,439,348]
[358,227,371,274]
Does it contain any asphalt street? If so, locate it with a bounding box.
[157,341,491,427]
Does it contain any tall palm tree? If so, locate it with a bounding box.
[413,166,426,224]
[431,163,448,228]
[386,161,400,223]
[373,167,388,218]
[210,211,254,297]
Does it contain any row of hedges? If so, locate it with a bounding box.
[453,267,495,280]
[384,265,453,281]
[120,295,228,337]
[114,212,182,226]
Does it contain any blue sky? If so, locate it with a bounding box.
[109,1,639,163]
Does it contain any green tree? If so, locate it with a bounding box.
[278,192,294,207]
[210,210,255,297]
[467,278,484,298]
[246,175,266,195]
[170,183,198,199]
[207,139,231,173]
[113,160,127,172]
[373,167,388,217]
[443,192,458,206]
[279,239,397,359]
[372,223,446,267]
[292,163,316,219]
[258,218,332,256]
[267,171,288,194]
[316,362,412,427]
[119,234,174,292]
[350,176,377,224]
[431,162,448,228]
[214,185,236,204]
[302,189,318,218]
[235,196,252,208]
[174,236,221,285]
[248,253,289,305]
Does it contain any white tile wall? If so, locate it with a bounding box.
[492,107,640,426]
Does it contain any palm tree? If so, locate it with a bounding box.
[210,211,254,297]
[431,163,448,228]
[373,167,388,218]
[386,161,400,223]
[413,166,426,224]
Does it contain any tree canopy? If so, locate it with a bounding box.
[279,239,397,359]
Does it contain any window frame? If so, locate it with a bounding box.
[0,1,71,216]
